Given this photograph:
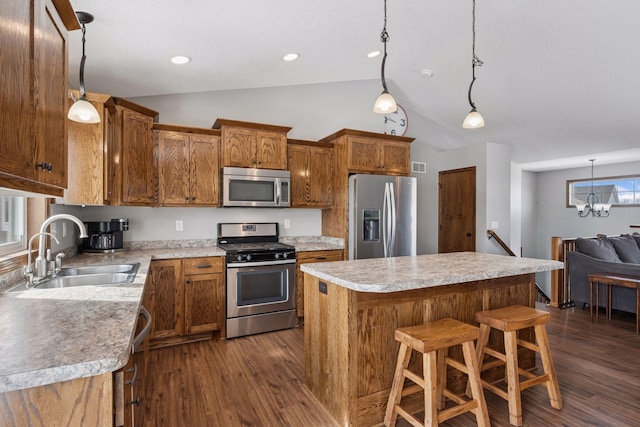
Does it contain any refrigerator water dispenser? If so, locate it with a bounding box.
[363,209,380,242]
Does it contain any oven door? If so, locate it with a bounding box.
[227,260,296,318]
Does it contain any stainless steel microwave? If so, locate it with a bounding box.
[222,167,291,207]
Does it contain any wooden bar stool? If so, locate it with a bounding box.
[474,305,562,426]
[384,318,490,427]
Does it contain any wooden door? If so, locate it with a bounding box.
[256,130,287,169]
[0,0,36,181]
[188,134,219,206]
[143,259,183,339]
[347,137,381,173]
[438,166,476,253]
[222,127,256,167]
[155,130,189,205]
[121,109,154,204]
[308,146,333,206]
[381,141,410,175]
[287,144,309,206]
[34,0,68,188]
[184,272,224,334]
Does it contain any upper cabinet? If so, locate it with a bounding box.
[154,124,221,207]
[0,0,79,196]
[63,95,158,206]
[346,136,411,176]
[212,119,291,170]
[287,139,333,208]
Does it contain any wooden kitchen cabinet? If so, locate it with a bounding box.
[143,257,225,347]
[154,124,220,206]
[347,136,411,175]
[287,140,333,208]
[295,250,343,318]
[213,119,292,170]
[0,0,79,196]
[63,95,158,206]
[143,259,184,340]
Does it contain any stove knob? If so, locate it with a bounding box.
[246,254,252,261]
[274,253,280,259]
[236,254,243,262]
[282,252,288,259]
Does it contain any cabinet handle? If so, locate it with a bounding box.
[315,257,327,260]
[36,162,52,172]
[191,197,196,201]
[185,196,189,201]
[125,363,138,385]
[196,264,213,269]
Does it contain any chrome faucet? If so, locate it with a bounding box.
[24,232,59,287]
[32,214,88,280]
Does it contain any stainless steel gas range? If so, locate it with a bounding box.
[217,223,296,338]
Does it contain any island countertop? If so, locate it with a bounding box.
[300,252,563,293]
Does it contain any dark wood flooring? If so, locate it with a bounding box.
[142,304,640,426]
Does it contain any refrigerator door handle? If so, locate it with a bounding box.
[389,182,397,256]
[382,182,389,257]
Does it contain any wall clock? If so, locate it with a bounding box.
[384,104,408,136]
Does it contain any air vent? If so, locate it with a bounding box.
[411,162,427,174]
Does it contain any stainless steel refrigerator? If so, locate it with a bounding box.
[348,174,417,260]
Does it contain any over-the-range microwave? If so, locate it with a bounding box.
[222,167,291,208]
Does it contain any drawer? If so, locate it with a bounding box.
[297,250,343,263]
[183,256,224,275]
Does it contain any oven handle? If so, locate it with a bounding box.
[227,259,296,268]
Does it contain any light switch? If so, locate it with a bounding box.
[491,221,499,229]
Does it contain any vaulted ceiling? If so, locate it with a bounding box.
[67,0,640,170]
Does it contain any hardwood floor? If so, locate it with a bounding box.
[143,304,640,426]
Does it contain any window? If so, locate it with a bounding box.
[567,174,640,207]
[0,196,26,256]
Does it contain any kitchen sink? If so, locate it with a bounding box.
[57,263,139,277]
[34,272,137,289]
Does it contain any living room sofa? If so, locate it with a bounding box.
[568,234,640,313]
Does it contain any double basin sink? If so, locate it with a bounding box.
[14,263,140,291]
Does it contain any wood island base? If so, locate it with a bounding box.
[304,273,537,427]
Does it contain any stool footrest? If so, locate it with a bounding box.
[443,388,469,405]
[439,400,479,423]
[401,383,423,398]
[402,368,425,389]
[520,374,551,391]
[516,338,540,353]
[483,346,506,362]
[394,405,423,427]
[445,356,468,374]
[482,380,509,400]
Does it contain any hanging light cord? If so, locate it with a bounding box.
[380,0,390,92]
[79,21,87,99]
[467,0,483,109]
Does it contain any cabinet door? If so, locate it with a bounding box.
[0,0,36,181]
[296,250,343,318]
[184,272,225,334]
[33,0,67,188]
[122,109,154,204]
[381,141,410,175]
[222,127,256,167]
[347,137,381,173]
[287,144,309,207]
[155,130,189,205]
[188,134,219,206]
[308,146,333,207]
[143,259,183,339]
[256,130,287,169]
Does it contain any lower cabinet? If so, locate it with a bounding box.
[296,250,343,318]
[114,347,145,427]
[143,256,225,347]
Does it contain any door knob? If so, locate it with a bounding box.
[466,233,472,237]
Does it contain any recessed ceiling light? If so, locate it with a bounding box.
[367,50,381,58]
[282,53,299,62]
[171,56,191,65]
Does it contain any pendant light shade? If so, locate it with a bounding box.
[373,0,398,114]
[462,108,485,129]
[462,0,484,129]
[68,11,100,124]
[373,90,397,114]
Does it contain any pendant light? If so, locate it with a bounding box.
[462,0,484,129]
[576,159,611,217]
[68,12,100,124]
[373,0,398,114]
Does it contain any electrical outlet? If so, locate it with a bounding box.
[176,220,183,231]
[284,219,291,229]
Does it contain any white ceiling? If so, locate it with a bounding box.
[67,0,640,171]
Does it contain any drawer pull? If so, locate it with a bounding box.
[315,257,327,260]
[196,264,213,269]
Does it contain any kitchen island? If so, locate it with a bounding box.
[301,252,563,427]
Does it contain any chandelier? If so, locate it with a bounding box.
[373,0,398,114]
[462,0,485,129]
[576,159,611,217]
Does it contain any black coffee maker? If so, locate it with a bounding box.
[82,219,129,252]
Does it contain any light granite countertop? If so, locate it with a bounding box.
[0,236,342,393]
[300,252,563,293]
